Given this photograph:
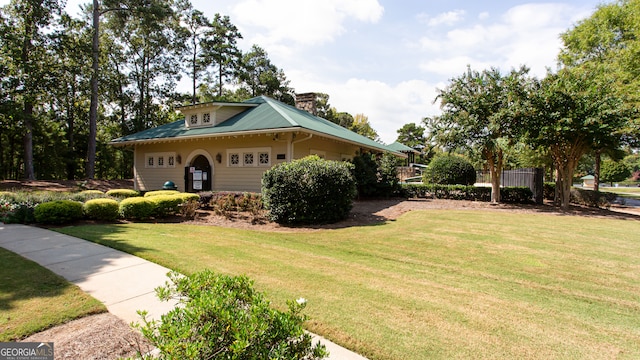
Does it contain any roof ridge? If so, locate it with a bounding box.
[261,97,298,126]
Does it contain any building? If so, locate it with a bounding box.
[110,95,405,192]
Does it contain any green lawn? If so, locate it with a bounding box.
[601,186,640,199]
[0,248,106,341]
[57,211,640,360]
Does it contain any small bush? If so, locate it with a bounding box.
[401,184,533,204]
[34,200,84,224]
[501,187,534,204]
[83,198,120,221]
[262,155,356,224]
[543,182,556,201]
[424,155,476,185]
[136,270,327,360]
[149,195,184,217]
[144,190,180,197]
[209,192,263,218]
[119,197,156,220]
[571,188,617,208]
[71,190,105,202]
[106,189,139,198]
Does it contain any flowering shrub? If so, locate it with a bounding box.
[136,270,328,360]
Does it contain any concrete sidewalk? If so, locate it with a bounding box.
[0,224,367,360]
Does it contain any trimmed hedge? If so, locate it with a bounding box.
[119,197,156,220]
[262,155,356,224]
[84,198,120,221]
[34,200,84,224]
[144,190,180,197]
[149,195,184,217]
[106,189,139,198]
[571,188,618,208]
[402,184,533,204]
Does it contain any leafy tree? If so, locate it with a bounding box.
[104,0,186,133]
[431,66,531,203]
[0,0,64,179]
[179,3,210,104]
[202,13,242,99]
[559,0,640,189]
[396,123,425,152]
[600,159,631,186]
[350,113,379,141]
[238,45,295,105]
[527,68,630,209]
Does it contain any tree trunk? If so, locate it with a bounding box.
[192,34,197,104]
[22,103,35,180]
[593,149,601,192]
[67,77,76,180]
[487,149,502,203]
[87,0,100,180]
[22,13,35,180]
[556,159,575,210]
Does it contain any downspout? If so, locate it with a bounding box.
[289,133,313,162]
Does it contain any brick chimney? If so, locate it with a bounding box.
[295,93,317,115]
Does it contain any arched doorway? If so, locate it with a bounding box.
[184,155,212,192]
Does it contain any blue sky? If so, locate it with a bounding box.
[14,0,605,143]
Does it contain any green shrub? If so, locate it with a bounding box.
[262,155,356,224]
[351,152,402,198]
[424,155,476,185]
[71,190,105,202]
[543,182,556,201]
[501,187,534,204]
[137,270,327,360]
[401,184,533,204]
[34,200,84,224]
[83,198,120,221]
[149,195,184,217]
[178,193,200,203]
[106,189,139,198]
[144,190,179,197]
[351,153,379,198]
[571,188,617,208]
[119,197,156,220]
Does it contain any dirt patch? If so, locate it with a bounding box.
[0,179,133,193]
[21,313,153,360]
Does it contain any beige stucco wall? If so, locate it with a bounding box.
[133,132,363,193]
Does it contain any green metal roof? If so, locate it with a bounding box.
[110,96,404,156]
[387,141,420,153]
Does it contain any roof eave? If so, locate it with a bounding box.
[110,127,407,158]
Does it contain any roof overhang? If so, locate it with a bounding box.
[110,127,407,158]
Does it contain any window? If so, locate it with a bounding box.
[145,152,176,168]
[202,113,211,124]
[227,147,271,167]
[230,153,240,166]
[244,153,254,166]
[259,152,269,165]
[190,114,198,125]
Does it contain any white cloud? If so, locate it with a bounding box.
[293,76,440,144]
[416,3,584,79]
[427,10,466,27]
[231,0,383,47]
